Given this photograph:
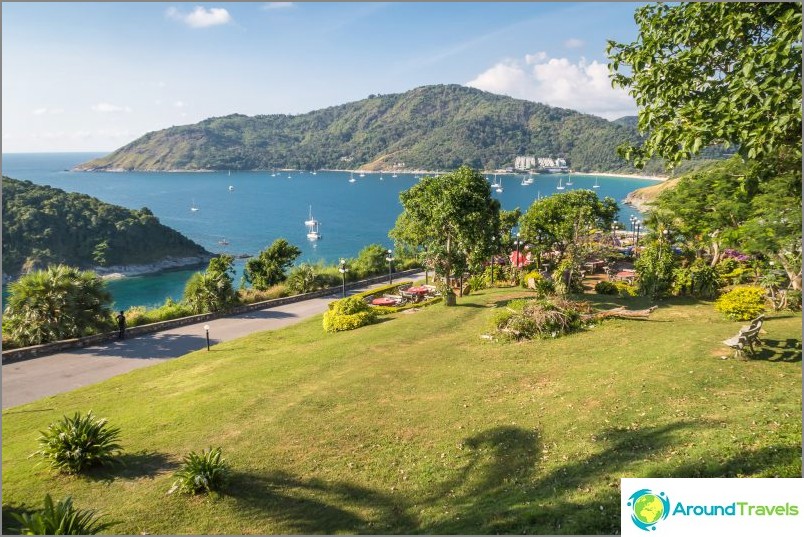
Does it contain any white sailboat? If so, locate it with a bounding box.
[593,177,600,189]
[228,185,235,191]
[359,171,365,177]
[305,206,321,241]
[565,171,573,186]
[348,171,356,183]
[190,199,199,212]
[556,178,565,190]
[491,174,503,193]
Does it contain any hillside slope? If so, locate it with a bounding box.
[2,177,212,277]
[76,85,642,173]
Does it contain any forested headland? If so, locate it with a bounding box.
[2,177,211,278]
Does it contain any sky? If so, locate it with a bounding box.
[2,2,646,153]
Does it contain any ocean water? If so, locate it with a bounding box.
[2,152,654,309]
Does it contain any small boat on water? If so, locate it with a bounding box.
[556,178,565,190]
[593,177,600,189]
[565,171,573,186]
[348,171,356,183]
[218,239,230,246]
[491,174,503,193]
[228,185,235,191]
[190,199,199,212]
[305,206,321,241]
[359,171,365,177]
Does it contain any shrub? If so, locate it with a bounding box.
[168,447,229,495]
[614,282,638,297]
[10,494,116,535]
[595,281,618,295]
[32,411,123,474]
[490,297,590,341]
[714,286,767,321]
[238,284,289,304]
[323,297,377,332]
[552,258,584,296]
[786,289,802,311]
[635,241,676,299]
[124,298,194,328]
[672,258,721,298]
[520,270,543,289]
[286,263,323,294]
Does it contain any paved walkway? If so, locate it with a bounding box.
[2,273,424,409]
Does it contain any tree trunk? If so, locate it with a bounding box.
[776,253,802,290]
[582,305,658,321]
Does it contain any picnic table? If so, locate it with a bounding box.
[371,297,397,307]
[583,260,605,273]
[406,286,429,296]
[615,270,636,283]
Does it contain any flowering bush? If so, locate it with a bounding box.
[714,286,766,321]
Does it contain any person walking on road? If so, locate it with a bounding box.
[116,311,126,340]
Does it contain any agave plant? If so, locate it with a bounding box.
[168,447,229,495]
[32,411,123,474]
[11,494,117,535]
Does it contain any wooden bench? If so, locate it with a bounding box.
[722,315,765,359]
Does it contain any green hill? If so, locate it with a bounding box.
[76,85,645,173]
[2,287,800,533]
[1,177,211,277]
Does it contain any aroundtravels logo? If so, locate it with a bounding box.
[627,489,670,531]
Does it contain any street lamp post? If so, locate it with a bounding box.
[386,249,394,284]
[204,324,210,351]
[338,258,349,298]
[635,221,642,249]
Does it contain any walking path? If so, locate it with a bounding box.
[2,273,424,409]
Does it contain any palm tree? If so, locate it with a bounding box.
[3,265,112,347]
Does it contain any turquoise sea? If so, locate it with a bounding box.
[2,152,654,309]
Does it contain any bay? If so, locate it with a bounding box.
[2,152,654,309]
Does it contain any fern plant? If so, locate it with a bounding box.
[32,411,122,474]
[10,494,116,535]
[168,447,229,495]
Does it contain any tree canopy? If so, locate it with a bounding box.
[3,265,113,347]
[652,155,801,289]
[519,190,618,256]
[244,239,302,290]
[390,166,500,298]
[607,2,802,170]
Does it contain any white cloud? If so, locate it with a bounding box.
[167,6,233,28]
[91,102,132,113]
[32,107,64,115]
[262,2,294,10]
[564,38,585,49]
[467,52,636,120]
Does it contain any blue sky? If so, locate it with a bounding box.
[2,2,645,152]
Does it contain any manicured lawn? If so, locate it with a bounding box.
[2,287,801,534]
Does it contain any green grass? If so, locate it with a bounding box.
[2,288,801,534]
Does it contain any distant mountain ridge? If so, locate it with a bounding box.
[76,85,646,173]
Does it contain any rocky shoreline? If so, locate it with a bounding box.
[94,254,214,280]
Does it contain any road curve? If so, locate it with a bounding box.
[2,273,424,409]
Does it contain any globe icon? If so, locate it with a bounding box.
[633,493,664,525]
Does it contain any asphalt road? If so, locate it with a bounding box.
[2,273,424,409]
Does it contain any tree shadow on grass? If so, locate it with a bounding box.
[752,338,802,363]
[81,450,177,482]
[421,422,698,535]
[203,421,801,534]
[226,469,415,534]
[2,502,33,535]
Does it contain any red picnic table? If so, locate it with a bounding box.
[406,286,429,296]
[615,270,636,283]
[371,297,397,306]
